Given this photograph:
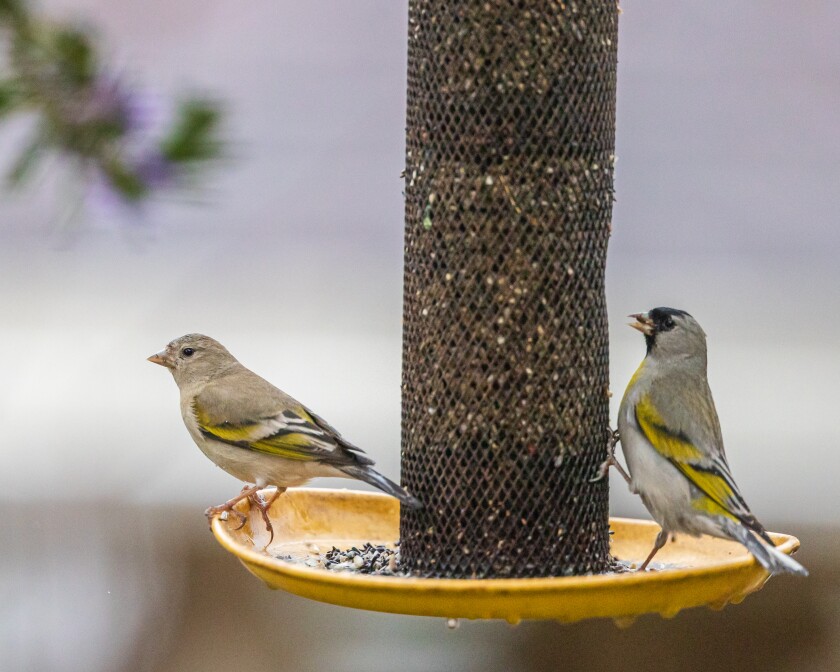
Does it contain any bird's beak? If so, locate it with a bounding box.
[628,312,654,335]
[147,351,175,368]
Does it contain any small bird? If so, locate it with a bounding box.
[616,308,807,576]
[148,334,421,541]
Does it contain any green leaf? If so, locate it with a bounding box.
[53,28,96,85]
[0,80,21,118]
[7,137,41,186]
[160,99,221,164]
[0,0,26,22]
[102,159,147,201]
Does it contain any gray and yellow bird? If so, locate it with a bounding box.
[617,308,806,576]
[148,334,420,540]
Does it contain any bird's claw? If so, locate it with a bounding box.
[204,485,286,548]
[590,457,614,483]
[247,488,284,547]
[205,503,247,529]
[231,510,248,530]
[590,426,632,485]
[204,484,261,530]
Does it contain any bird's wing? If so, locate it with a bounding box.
[632,381,773,544]
[192,373,369,466]
[299,404,374,464]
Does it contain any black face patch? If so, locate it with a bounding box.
[644,307,692,353]
[649,307,690,333]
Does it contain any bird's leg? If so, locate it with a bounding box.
[205,484,261,529]
[590,427,632,485]
[638,529,669,572]
[248,487,287,547]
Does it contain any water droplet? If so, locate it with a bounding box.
[729,592,749,605]
[612,616,636,629]
[659,607,681,620]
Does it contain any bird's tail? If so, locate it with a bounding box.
[722,519,808,576]
[338,464,422,509]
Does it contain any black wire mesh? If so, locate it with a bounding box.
[399,1,618,578]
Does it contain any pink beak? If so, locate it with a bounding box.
[147,351,174,368]
[628,313,654,336]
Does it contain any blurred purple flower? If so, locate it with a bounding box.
[79,77,178,208]
[134,150,174,190]
[1,2,221,226]
[122,86,167,138]
[61,75,130,131]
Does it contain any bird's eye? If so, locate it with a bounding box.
[182,347,195,357]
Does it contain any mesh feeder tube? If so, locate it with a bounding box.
[399,1,618,578]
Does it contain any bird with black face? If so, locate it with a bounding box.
[148,334,421,543]
[616,308,807,575]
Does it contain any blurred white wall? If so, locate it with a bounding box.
[1,0,836,521]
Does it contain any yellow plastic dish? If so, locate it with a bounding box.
[210,488,801,623]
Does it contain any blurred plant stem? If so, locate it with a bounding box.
[0,0,221,208]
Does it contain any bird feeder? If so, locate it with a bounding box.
[398,0,615,579]
[210,0,803,622]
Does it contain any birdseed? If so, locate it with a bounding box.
[276,542,408,576]
[274,543,690,576]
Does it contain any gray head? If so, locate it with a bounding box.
[629,307,707,362]
[148,334,238,387]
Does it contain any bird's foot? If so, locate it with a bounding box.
[205,484,261,530]
[247,487,286,547]
[590,427,632,484]
[591,456,615,483]
[637,529,669,572]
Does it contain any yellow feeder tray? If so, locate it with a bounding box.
[211,488,801,624]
